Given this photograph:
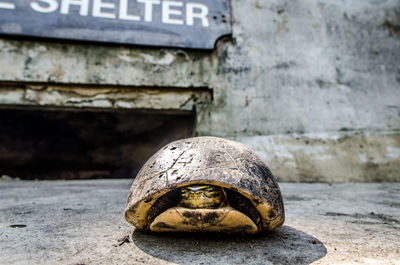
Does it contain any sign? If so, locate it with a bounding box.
[0,0,231,49]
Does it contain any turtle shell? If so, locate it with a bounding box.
[125,136,284,233]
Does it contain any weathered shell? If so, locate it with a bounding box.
[125,136,284,232]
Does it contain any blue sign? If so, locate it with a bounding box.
[0,0,231,49]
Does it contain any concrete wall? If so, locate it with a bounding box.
[0,0,399,181]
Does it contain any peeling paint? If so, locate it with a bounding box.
[0,83,212,111]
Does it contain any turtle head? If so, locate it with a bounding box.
[179,185,225,209]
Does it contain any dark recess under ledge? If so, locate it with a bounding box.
[0,107,195,179]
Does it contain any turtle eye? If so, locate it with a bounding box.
[205,187,216,193]
[180,189,189,198]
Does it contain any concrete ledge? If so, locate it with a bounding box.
[236,132,400,182]
[0,82,212,111]
[0,179,399,264]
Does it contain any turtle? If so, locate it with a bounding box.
[125,136,284,234]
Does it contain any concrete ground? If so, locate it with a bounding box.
[0,179,398,265]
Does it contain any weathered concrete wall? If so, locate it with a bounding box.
[0,0,399,181]
[198,0,400,136]
[236,132,400,182]
[209,0,400,181]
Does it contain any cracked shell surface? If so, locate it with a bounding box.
[125,136,284,233]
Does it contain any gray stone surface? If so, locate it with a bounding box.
[1,0,399,182]
[0,179,399,264]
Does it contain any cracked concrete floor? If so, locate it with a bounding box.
[0,179,399,264]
